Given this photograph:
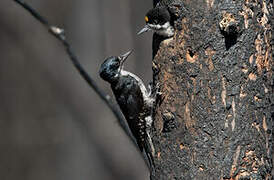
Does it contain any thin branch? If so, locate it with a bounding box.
[13,0,136,145]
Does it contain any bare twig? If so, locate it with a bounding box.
[13,0,135,145]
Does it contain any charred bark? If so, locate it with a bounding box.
[151,0,273,179]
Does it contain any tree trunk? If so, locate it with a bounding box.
[151,0,273,179]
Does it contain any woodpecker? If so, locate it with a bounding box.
[138,6,174,37]
[99,51,155,169]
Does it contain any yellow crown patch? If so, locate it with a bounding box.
[145,16,149,22]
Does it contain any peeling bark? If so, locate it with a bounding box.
[151,0,273,179]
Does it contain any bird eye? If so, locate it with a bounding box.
[113,61,119,67]
[145,16,149,22]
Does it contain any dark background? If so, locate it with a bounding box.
[0,0,153,179]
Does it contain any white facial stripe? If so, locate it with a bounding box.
[147,22,174,37]
[147,22,171,30]
[147,23,162,30]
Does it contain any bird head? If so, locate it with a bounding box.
[99,51,132,83]
[138,7,174,37]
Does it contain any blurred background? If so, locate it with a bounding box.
[0,0,153,179]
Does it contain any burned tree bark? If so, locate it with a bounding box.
[151,0,273,179]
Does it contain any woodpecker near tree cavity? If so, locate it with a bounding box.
[99,51,155,170]
[138,6,174,37]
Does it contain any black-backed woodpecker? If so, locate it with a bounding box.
[99,51,155,170]
[138,6,174,37]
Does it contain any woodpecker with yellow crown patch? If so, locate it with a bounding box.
[138,6,175,37]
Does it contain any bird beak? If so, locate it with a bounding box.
[137,25,151,35]
[119,50,132,66]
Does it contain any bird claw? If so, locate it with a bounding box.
[154,82,162,97]
[147,82,162,101]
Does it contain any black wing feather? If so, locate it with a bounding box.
[111,75,146,151]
